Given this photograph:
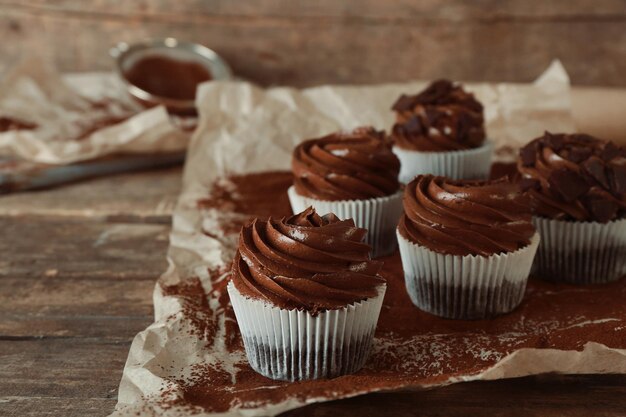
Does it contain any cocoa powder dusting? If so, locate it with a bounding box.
[156,170,626,414]
[161,275,218,342]
[0,116,38,132]
[198,171,293,217]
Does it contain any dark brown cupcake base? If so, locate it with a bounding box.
[406,279,527,320]
[242,334,374,381]
[533,247,626,285]
[531,216,626,285]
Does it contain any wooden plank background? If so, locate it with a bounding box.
[0,0,625,87]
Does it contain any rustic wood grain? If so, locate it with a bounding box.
[0,271,153,339]
[0,338,129,395]
[0,167,180,221]
[5,0,626,18]
[0,212,158,414]
[285,374,626,417]
[7,0,626,20]
[0,217,169,279]
[0,338,129,409]
[0,314,151,340]
[1,397,116,417]
[0,1,624,86]
[0,216,161,351]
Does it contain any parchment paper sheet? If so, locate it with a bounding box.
[111,62,626,417]
[0,57,187,164]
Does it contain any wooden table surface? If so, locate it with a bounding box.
[1,167,624,417]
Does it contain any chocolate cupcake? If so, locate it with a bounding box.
[518,132,626,284]
[390,80,492,183]
[227,207,386,381]
[287,127,403,257]
[396,175,539,319]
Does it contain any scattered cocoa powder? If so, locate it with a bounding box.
[155,170,626,414]
[1,98,138,141]
[0,116,38,132]
[198,171,293,218]
[161,276,217,342]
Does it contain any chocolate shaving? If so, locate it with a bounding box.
[582,156,610,189]
[413,79,455,105]
[601,142,621,162]
[390,79,485,152]
[564,146,592,164]
[455,112,473,142]
[543,132,564,152]
[548,169,590,203]
[610,163,626,196]
[519,142,538,167]
[391,94,416,112]
[586,196,619,223]
[392,80,483,113]
[402,115,425,135]
[518,133,626,222]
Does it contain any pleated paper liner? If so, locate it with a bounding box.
[287,186,403,258]
[532,216,626,284]
[392,140,493,183]
[397,231,540,320]
[228,282,386,381]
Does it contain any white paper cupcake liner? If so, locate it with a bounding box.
[287,186,403,258]
[397,231,540,319]
[227,282,386,381]
[393,140,493,183]
[532,216,626,284]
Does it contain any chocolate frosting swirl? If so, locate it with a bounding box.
[292,127,400,201]
[517,132,626,223]
[390,80,486,152]
[399,175,535,256]
[230,207,385,313]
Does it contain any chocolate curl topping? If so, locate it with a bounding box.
[390,80,486,152]
[517,132,626,222]
[392,79,483,113]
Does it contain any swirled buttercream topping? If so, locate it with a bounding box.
[391,80,485,151]
[399,175,535,256]
[517,132,626,222]
[292,127,400,201]
[230,207,385,313]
